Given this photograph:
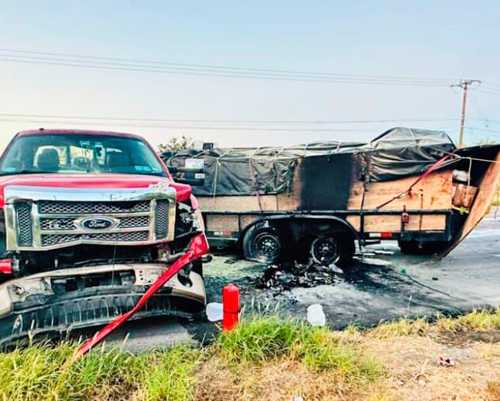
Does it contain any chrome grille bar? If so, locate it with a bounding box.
[4,185,177,251]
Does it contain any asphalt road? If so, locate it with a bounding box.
[109,212,500,352]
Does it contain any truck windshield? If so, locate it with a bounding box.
[0,134,166,177]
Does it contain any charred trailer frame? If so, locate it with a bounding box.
[163,128,500,267]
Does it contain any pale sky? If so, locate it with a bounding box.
[1,0,499,152]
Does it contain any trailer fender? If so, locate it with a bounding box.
[240,214,358,243]
[241,215,357,266]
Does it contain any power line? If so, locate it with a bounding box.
[0,57,448,86]
[0,49,454,87]
[465,126,500,134]
[0,117,392,131]
[0,112,459,125]
[0,116,457,133]
[0,48,453,83]
[477,89,500,96]
[483,82,500,90]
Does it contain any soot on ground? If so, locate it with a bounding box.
[254,261,341,293]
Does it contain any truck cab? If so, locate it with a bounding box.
[0,129,209,347]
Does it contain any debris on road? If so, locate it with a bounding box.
[254,261,340,293]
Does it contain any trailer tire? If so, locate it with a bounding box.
[310,234,355,269]
[242,224,282,264]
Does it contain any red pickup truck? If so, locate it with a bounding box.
[0,129,209,347]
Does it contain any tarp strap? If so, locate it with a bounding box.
[375,155,452,210]
[249,156,263,211]
[212,159,221,198]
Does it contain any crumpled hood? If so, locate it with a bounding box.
[0,173,192,206]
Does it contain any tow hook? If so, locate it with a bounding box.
[177,264,194,287]
[201,254,213,263]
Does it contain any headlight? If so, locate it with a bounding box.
[175,203,195,237]
[0,285,12,318]
[193,209,204,231]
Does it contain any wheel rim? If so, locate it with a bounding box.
[253,232,281,262]
[310,237,339,266]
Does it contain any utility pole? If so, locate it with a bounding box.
[451,79,481,147]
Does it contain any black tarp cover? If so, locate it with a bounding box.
[163,127,455,196]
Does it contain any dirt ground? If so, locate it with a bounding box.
[366,335,500,401]
[195,328,500,401]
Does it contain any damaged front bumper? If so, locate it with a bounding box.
[0,263,205,348]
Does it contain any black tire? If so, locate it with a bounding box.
[398,240,449,255]
[242,224,282,264]
[310,234,355,268]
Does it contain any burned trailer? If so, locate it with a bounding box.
[163,127,500,267]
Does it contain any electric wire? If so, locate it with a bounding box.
[0,112,460,125]
[0,49,455,86]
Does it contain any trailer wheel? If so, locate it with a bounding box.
[310,234,355,268]
[242,225,282,264]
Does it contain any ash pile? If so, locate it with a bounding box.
[255,261,341,293]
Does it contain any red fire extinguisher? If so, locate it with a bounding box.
[222,284,240,331]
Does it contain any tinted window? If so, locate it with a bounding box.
[0,134,166,177]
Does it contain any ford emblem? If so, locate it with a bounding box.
[79,217,116,230]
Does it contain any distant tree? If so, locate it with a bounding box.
[159,135,194,153]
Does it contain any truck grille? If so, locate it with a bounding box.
[39,215,151,231]
[38,200,150,215]
[15,202,33,247]
[13,199,172,250]
[41,231,150,247]
[155,201,169,239]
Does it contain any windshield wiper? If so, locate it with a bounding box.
[0,170,59,176]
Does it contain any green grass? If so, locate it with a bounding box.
[141,346,202,401]
[216,316,382,382]
[1,310,499,401]
[216,317,303,363]
[0,343,201,401]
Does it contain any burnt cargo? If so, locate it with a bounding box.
[163,127,500,266]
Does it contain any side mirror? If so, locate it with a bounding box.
[174,171,205,186]
[168,158,206,186]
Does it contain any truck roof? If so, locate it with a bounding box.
[16,128,144,140]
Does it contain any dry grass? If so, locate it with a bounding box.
[368,309,500,339]
[1,311,500,401]
[488,380,500,401]
[195,357,387,401]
